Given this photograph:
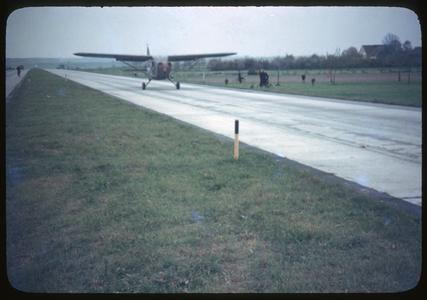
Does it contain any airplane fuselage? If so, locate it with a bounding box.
[149,60,172,80]
[142,59,178,89]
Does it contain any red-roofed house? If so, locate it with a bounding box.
[359,45,385,59]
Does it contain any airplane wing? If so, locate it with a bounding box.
[167,52,236,62]
[74,52,153,62]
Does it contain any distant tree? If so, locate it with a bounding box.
[382,33,402,52]
[236,59,245,70]
[243,57,257,71]
[399,41,417,84]
[403,40,413,52]
[207,59,221,71]
[408,47,421,67]
[341,47,360,58]
[295,56,309,69]
[283,55,295,69]
[308,54,321,69]
[271,56,282,69]
[325,48,341,84]
[260,59,270,70]
[341,47,363,68]
[378,33,404,68]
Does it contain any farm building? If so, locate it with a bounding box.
[359,45,385,59]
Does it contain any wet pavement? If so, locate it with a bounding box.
[45,69,422,205]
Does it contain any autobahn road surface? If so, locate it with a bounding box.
[46,69,422,206]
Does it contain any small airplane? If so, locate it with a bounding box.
[74,46,236,90]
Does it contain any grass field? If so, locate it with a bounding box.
[6,69,421,292]
[84,67,422,107]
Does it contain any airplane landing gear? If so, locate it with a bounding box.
[142,78,152,90]
[168,75,180,90]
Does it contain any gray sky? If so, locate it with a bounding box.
[6,6,421,58]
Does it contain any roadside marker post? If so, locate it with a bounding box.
[234,120,239,160]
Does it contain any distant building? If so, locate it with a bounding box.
[359,45,385,59]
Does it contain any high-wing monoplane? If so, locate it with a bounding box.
[74,46,236,90]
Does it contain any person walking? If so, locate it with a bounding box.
[238,71,244,84]
[264,71,269,87]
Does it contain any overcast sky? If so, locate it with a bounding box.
[6,6,421,58]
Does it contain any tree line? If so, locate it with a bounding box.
[203,33,421,72]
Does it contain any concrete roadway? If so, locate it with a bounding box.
[46,69,422,206]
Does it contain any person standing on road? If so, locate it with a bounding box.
[16,66,21,77]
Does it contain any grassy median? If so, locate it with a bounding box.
[175,70,422,107]
[6,69,421,292]
[216,81,422,107]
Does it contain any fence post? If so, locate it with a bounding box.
[234,120,239,160]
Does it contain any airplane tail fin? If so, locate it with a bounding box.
[146,44,150,56]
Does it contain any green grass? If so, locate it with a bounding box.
[221,81,422,107]
[6,69,421,292]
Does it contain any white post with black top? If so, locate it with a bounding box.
[234,120,239,160]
